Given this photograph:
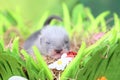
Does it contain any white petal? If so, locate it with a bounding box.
[56,63,67,70]
[8,76,28,80]
[61,53,67,59]
[66,57,73,61]
[48,63,56,69]
[56,66,65,70]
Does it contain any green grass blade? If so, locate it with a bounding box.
[62,3,72,37]
[114,13,120,31]
[61,42,86,80]
[33,46,53,80]
[12,37,19,55]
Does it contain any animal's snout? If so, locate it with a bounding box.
[55,49,63,53]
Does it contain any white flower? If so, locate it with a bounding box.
[48,53,73,70]
[8,76,28,80]
[61,53,73,64]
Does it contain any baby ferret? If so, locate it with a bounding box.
[23,16,70,59]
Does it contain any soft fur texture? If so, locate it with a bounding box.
[23,25,70,59]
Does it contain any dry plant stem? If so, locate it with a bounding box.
[4,27,24,47]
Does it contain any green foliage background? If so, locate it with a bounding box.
[0,0,78,25]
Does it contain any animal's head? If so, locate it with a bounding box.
[39,26,70,59]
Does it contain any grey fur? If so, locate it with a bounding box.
[23,25,70,58]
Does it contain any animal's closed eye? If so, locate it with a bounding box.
[46,41,51,44]
[65,40,69,44]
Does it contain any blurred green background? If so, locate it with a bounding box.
[80,0,120,17]
[0,0,120,26]
[0,0,77,25]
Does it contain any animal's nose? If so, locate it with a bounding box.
[55,49,63,53]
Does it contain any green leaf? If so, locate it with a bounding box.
[96,11,110,25]
[72,4,84,24]
[33,46,53,80]
[61,42,86,80]
[62,3,72,37]
[12,37,19,55]
[2,11,17,26]
[114,13,120,31]
[0,54,26,80]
